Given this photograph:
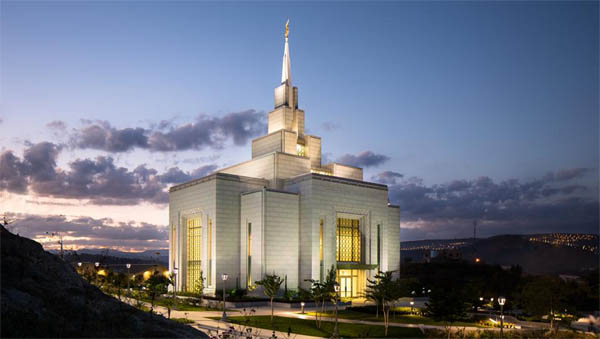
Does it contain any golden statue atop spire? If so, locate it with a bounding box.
[285,19,290,39]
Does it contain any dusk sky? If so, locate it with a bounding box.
[1,1,598,251]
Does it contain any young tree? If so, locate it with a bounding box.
[144,271,172,315]
[255,274,284,321]
[366,271,402,336]
[364,274,384,319]
[192,272,205,301]
[425,286,468,326]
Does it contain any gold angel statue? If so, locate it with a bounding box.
[285,19,290,38]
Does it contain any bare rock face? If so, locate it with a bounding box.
[0,226,206,338]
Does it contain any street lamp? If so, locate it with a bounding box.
[95,262,100,268]
[410,301,415,314]
[78,262,82,267]
[126,263,131,291]
[171,267,178,311]
[333,281,340,338]
[221,273,229,322]
[498,296,506,339]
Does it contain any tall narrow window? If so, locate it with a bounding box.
[186,217,202,292]
[171,224,177,269]
[377,224,381,267]
[247,222,252,287]
[336,218,361,262]
[319,219,324,281]
[207,218,212,286]
[296,144,306,157]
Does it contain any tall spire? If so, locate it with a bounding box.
[281,19,292,85]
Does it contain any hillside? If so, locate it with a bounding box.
[0,225,206,338]
[401,234,599,275]
[51,248,169,265]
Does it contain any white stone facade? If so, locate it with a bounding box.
[168,30,400,296]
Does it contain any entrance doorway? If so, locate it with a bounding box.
[336,269,366,298]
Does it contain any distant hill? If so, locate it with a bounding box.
[51,248,169,265]
[0,226,205,338]
[401,233,599,275]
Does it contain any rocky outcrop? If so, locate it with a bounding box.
[0,226,206,338]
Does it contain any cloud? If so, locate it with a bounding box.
[157,165,218,184]
[322,121,341,131]
[7,213,167,251]
[72,121,149,152]
[371,171,404,185]
[46,120,67,131]
[0,151,29,193]
[337,151,390,168]
[385,169,599,240]
[68,110,266,153]
[554,168,590,181]
[0,142,218,205]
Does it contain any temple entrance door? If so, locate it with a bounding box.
[340,276,352,298]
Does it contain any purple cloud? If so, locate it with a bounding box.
[68,110,266,153]
[336,151,390,168]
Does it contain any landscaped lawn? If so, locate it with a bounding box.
[210,315,424,338]
[139,296,226,312]
[171,317,195,324]
[305,310,490,328]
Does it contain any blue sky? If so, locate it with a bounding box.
[1,1,598,248]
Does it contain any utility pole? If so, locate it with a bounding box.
[46,231,64,259]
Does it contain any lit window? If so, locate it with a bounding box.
[296,144,306,157]
[171,224,177,269]
[186,217,202,292]
[377,224,381,266]
[336,218,361,262]
[207,218,212,286]
[319,219,324,281]
[247,222,252,287]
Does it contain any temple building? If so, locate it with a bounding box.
[168,22,400,298]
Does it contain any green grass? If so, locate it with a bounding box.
[210,315,424,338]
[305,310,490,328]
[171,317,195,324]
[139,297,222,312]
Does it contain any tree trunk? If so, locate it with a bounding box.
[384,306,389,336]
[314,298,319,327]
[376,303,379,319]
[270,297,274,322]
[320,298,326,328]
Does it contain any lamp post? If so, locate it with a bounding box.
[172,267,178,311]
[410,301,415,314]
[333,281,340,338]
[221,273,229,322]
[126,263,131,292]
[94,262,100,285]
[498,296,506,339]
[301,301,305,314]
